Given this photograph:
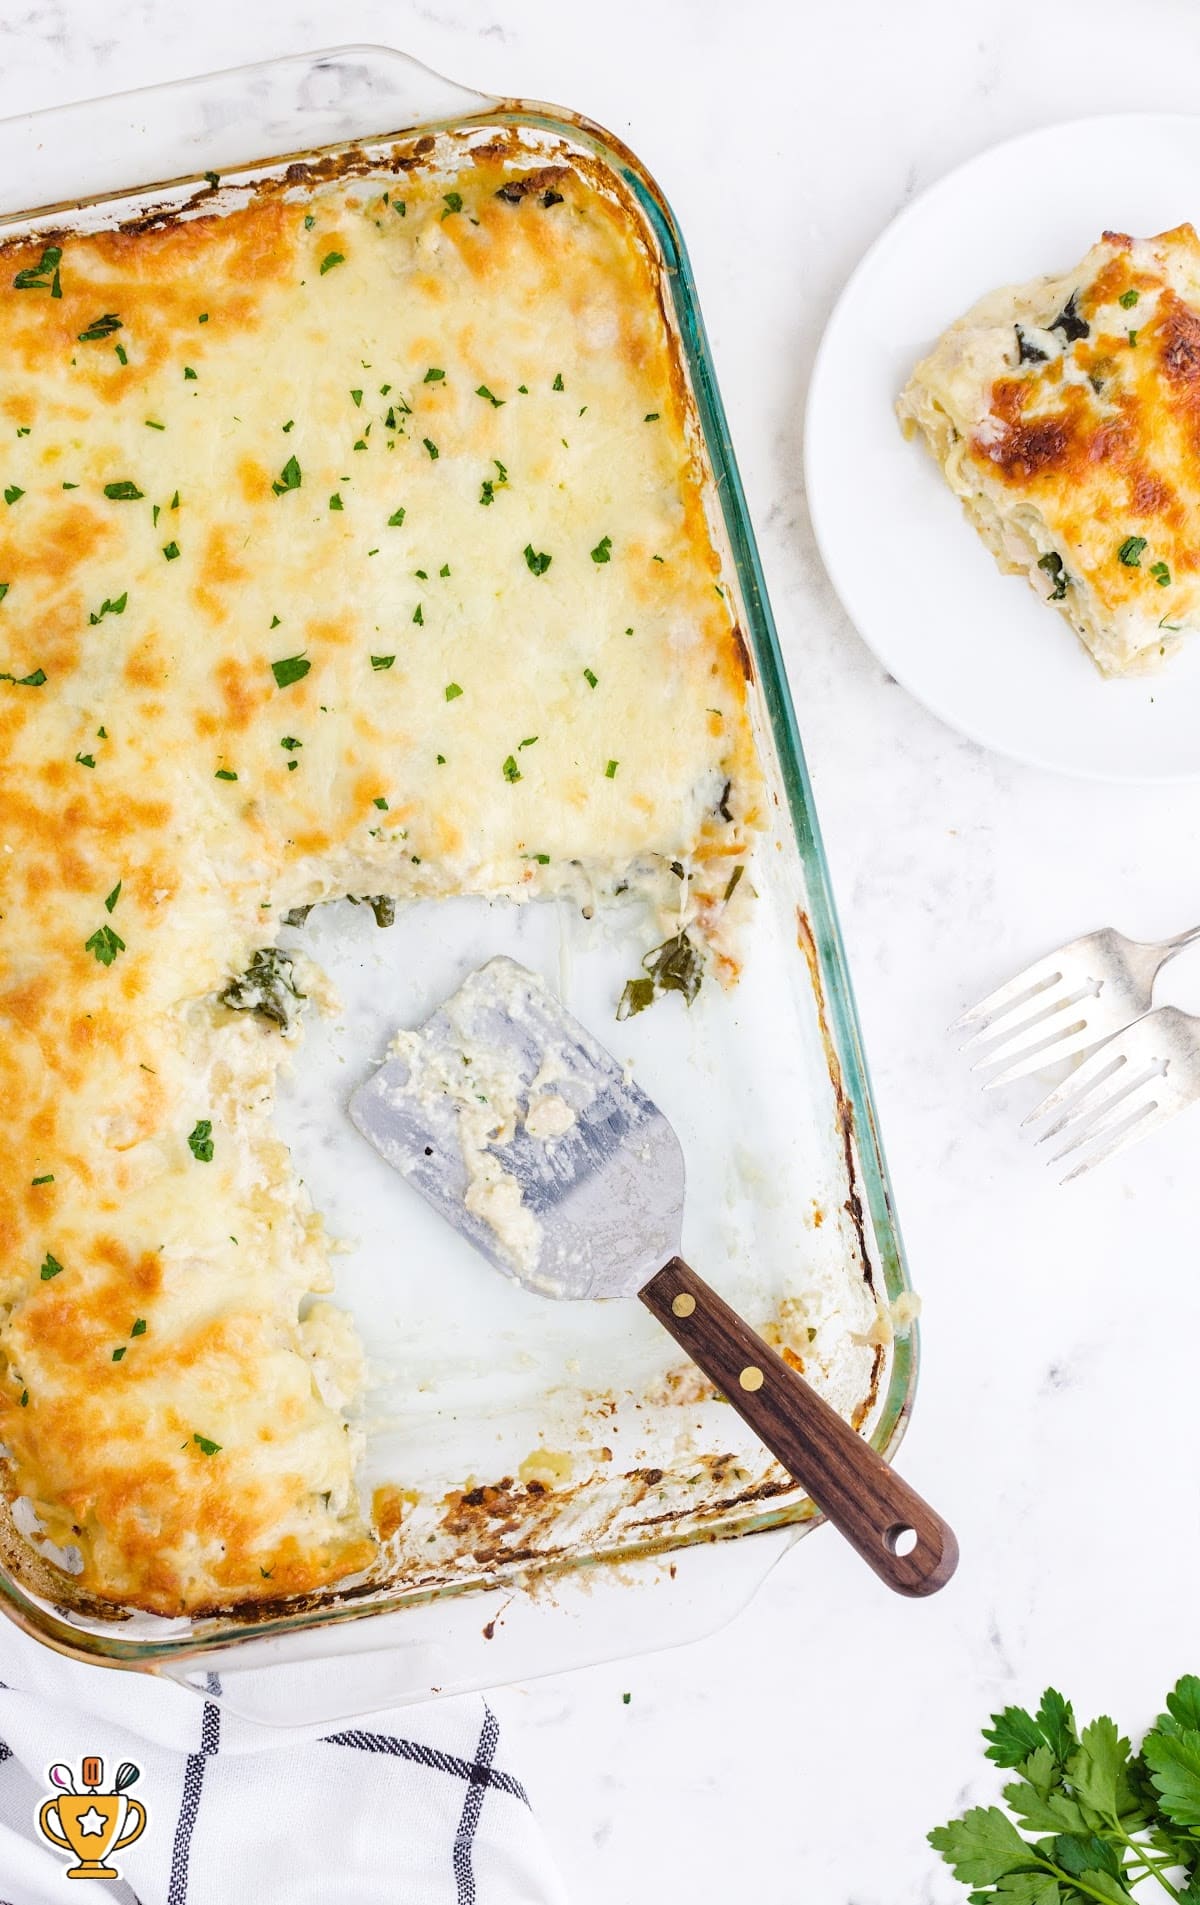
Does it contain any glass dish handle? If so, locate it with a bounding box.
[0,44,497,222]
[158,1642,446,1729]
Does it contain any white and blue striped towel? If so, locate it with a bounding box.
[0,1620,568,1903]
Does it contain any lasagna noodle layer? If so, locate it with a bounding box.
[0,137,762,1614]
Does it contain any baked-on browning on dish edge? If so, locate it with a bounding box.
[0,131,762,1616]
[898,224,1200,677]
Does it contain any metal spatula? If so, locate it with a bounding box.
[349,957,957,1597]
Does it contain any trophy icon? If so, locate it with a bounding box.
[38,1756,146,1880]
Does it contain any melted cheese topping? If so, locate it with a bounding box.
[0,136,762,1615]
[897,224,1200,676]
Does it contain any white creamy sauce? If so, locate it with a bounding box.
[524,1094,576,1140]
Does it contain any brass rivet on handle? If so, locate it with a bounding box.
[739,1365,764,1391]
[671,1292,696,1318]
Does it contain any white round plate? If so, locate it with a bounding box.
[805,113,1200,783]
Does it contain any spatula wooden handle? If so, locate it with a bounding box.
[640,1257,957,1597]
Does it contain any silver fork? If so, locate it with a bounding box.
[1023,1006,1200,1180]
[954,924,1200,1086]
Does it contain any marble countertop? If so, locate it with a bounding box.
[6,2,1200,1899]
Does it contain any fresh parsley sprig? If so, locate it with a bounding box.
[930,1678,1200,1903]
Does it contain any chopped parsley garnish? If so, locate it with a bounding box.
[1151,560,1172,586]
[112,1347,126,1361]
[40,1252,63,1281]
[184,366,197,380]
[724,864,745,903]
[204,170,220,189]
[1119,287,1139,308]
[78,313,122,341]
[32,1173,54,1185]
[272,455,302,496]
[193,1434,222,1456]
[270,615,281,628]
[443,192,463,214]
[281,419,293,432]
[145,419,165,431]
[1037,551,1069,601]
[351,388,363,405]
[445,681,463,700]
[187,1118,214,1162]
[84,924,124,966]
[480,481,495,505]
[591,535,612,564]
[436,753,445,764]
[388,507,406,526]
[4,486,24,506]
[413,603,424,625]
[15,427,29,438]
[605,759,618,778]
[162,540,180,560]
[320,251,345,274]
[170,490,180,509]
[353,438,367,452]
[13,245,62,296]
[371,654,395,670]
[0,667,46,687]
[198,312,208,323]
[440,563,450,577]
[328,493,343,511]
[524,544,552,576]
[527,852,550,864]
[423,438,439,460]
[552,372,564,391]
[75,753,95,768]
[103,880,121,914]
[115,344,127,364]
[373,795,388,810]
[304,213,316,230]
[584,667,598,688]
[271,654,311,689]
[103,480,143,501]
[1129,329,1139,347]
[424,367,445,383]
[502,755,522,782]
[152,505,160,526]
[1118,535,1148,567]
[215,767,238,781]
[19,1390,27,1406]
[89,593,128,624]
[280,737,301,752]
[644,412,660,421]
[0,584,7,602]
[476,384,504,406]
[131,1318,146,1336]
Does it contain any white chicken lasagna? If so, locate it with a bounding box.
[898,224,1200,676]
[0,130,763,1615]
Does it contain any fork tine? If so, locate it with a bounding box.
[1060,1096,1167,1182]
[981,1016,1101,1090]
[1045,1068,1161,1158]
[951,954,1066,1033]
[1022,1046,1128,1130]
[967,984,1095,1070]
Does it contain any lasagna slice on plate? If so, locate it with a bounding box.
[898,224,1200,677]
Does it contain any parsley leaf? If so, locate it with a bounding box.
[103,879,121,914]
[443,191,463,214]
[1151,561,1172,586]
[1118,536,1147,567]
[371,654,395,670]
[193,1433,222,1456]
[423,438,439,460]
[445,681,463,700]
[320,251,345,274]
[271,654,310,689]
[388,507,406,526]
[502,754,521,782]
[187,1118,214,1162]
[78,313,122,341]
[103,480,143,501]
[927,1809,1032,1887]
[13,245,62,295]
[85,924,124,966]
[424,367,445,382]
[524,544,551,576]
[1119,288,1139,308]
[4,486,24,506]
[591,535,612,564]
[476,384,504,406]
[272,455,302,496]
[40,1252,64,1281]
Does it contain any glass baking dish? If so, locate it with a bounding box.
[0,46,917,1724]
